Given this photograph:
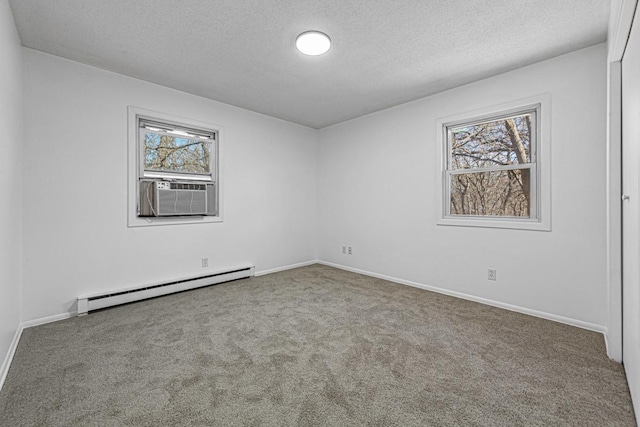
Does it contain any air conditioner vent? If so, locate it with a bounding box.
[170,183,206,190]
[139,180,217,217]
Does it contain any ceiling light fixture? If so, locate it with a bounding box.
[296,31,331,56]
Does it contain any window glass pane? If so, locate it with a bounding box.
[450,169,530,217]
[144,132,211,174]
[450,113,532,170]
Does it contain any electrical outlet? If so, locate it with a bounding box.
[342,246,346,254]
[202,257,209,268]
[348,246,352,255]
[488,268,497,281]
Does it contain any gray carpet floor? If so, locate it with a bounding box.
[0,264,635,426]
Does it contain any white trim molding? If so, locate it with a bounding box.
[318,260,607,335]
[255,260,319,277]
[20,313,73,329]
[609,0,638,62]
[606,60,623,362]
[0,326,23,393]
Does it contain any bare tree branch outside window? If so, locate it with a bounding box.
[144,133,211,174]
[447,112,535,217]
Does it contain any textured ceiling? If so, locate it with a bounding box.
[9,0,610,129]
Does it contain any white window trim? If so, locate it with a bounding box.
[435,94,551,231]
[127,106,224,227]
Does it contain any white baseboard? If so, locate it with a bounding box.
[21,312,73,329]
[0,325,23,393]
[318,260,608,335]
[0,312,73,392]
[255,259,319,277]
[604,332,621,362]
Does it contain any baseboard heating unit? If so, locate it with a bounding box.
[77,265,254,315]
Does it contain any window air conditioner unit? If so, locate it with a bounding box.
[139,180,216,217]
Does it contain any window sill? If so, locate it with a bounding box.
[128,215,223,228]
[437,217,550,231]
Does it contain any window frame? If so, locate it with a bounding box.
[138,119,216,182]
[435,95,551,231]
[127,106,224,227]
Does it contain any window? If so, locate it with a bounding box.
[139,118,215,182]
[436,96,550,231]
[128,107,222,227]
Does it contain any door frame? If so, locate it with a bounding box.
[606,0,637,362]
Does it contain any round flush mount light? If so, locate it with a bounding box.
[296,31,331,56]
